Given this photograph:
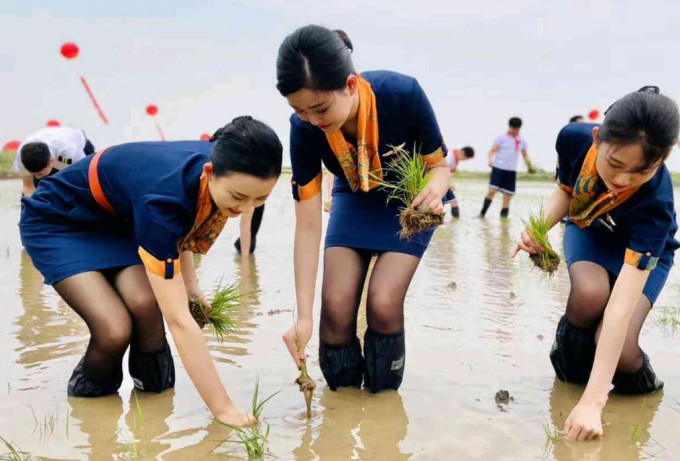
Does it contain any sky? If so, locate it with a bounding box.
[2,0,680,171]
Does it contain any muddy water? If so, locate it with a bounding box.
[1,176,679,461]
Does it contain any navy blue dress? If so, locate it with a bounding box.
[289,70,447,257]
[556,123,679,303]
[20,141,212,285]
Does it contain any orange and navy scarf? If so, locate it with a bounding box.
[179,172,228,254]
[325,75,381,192]
[569,143,639,228]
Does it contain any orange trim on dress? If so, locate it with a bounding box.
[138,247,181,278]
[296,172,323,201]
[325,75,381,193]
[421,147,445,166]
[568,143,639,228]
[88,148,116,213]
[558,183,573,194]
[624,248,658,271]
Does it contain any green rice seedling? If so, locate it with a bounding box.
[27,405,58,439]
[523,207,560,274]
[294,325,315,418]
[0,437,31,461]
[370,144,444,239]
[213,379,279,460]
[542,421,561,454]
[189,278,249,342]
[659,306,680,333]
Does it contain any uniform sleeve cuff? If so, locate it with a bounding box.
[292,172,322,201]
[624,248,658,271]
[558,183,573,194]
[421,147,445,166]
[138,247,181,279]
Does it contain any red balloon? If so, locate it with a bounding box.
[146,105,158,116]
[588,109,600,121]
[60,42,79,59]
[200,133,211,141]
[3,140,20,151]
[46,119,61,127]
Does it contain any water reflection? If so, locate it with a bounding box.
[15,249,86,368]
[293,388,411,460]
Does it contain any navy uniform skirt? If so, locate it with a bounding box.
[325,180,452,258]
[19,161,142,285]
[563,222,673,304]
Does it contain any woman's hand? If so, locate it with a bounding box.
[564,402,604,441]
[283,316,313,369]
[512,228,544,257]
[215,405,257,427]
[188,289,211,316]
[411,181,445,214]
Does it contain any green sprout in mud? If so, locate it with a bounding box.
[189,278,253,342]
[213,379,279,460]
[523,207,560,274]
[659,306,680,333]
[28,405,59,439]
[0,437,30,461]
[370,144,444,239]
[542,421,561,457]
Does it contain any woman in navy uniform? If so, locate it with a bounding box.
[20,116,282,426]
[515,87,679,441]
[277,26,452,393]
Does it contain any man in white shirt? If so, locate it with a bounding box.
[14,126,95,197]
[479,117,533,218]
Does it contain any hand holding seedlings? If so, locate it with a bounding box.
[513,207,560,274]
[189,279,249,341]
[371,144,446,239]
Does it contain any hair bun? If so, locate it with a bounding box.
[638,85,660,94]
[232,115,254,123]
[209,127,225,143]
[333,29,353,53]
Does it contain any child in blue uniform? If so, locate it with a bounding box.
[20,117,282,427]
[514,86,679,441]
[276,26,452,393]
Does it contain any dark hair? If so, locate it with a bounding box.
[20,142,50,173]
[333,29,353,52]
[600,86,679,169]
[210,116,282,179]
[276,25,356,96]
[569,115,584,123]
[461,146,475,158]
[509,117,522,129]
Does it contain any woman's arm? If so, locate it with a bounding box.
[146,271,254,426]
[282,193,322,367]
[180,251,199,294]
[239,210,254,256]
[564,265,650,441]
